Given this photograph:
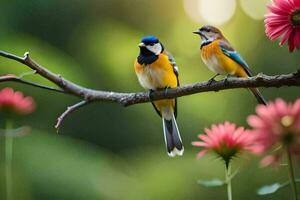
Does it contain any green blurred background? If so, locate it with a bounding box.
[0,0,299,199]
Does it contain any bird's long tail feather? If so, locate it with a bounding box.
[249,88,267,105]
[162,114,184,157]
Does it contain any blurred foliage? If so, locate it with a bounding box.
[0,0,299,199]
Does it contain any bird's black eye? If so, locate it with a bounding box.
[207,29,211,32]
[149,43,155,46]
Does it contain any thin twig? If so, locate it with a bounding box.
[55,100,90,132]
[0,74,66,93]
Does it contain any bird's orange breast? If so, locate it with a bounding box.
[201,40,223,61]
[134,54,178,90]
[200,40,249,77]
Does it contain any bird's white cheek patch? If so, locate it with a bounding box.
[146,43,162,55]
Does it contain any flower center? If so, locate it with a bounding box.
[281,115,294,127]
[290,9,300,26]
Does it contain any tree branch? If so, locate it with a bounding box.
[55,100,90,132]
[0,50,300,108]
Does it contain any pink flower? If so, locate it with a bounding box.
[0,87,35,115]
[192,121,259,166]
[265,0,300,52]
[247,98,300,166]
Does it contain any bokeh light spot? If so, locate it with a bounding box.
[240,0,270,20]
[184,0,202,23]
[184,0,237,25]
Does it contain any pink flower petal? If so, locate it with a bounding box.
[260,155,276,167]
[294,0,300,7]
[289,29,296,52]
[196,150,208,159]
[198,134,213,145]
[247,115,265,128]
[274,0,294,12]
[268,23,291,39]
[293,28,300,49]
[192,141,208,147]
[267,4,290,15]
[280,27,293,45]
[274,98,289,116]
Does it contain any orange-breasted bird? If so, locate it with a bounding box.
[193,25,267,105]
[134,36,184,157]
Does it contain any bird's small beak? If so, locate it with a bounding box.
[138,42,145,47]
[193,30,202,35]
[193,30,207,40]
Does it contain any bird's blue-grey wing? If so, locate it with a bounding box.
[219,41,252,76]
